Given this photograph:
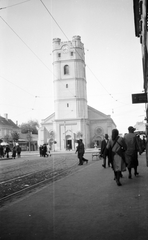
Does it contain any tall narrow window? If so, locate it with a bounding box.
[58,53,61,57]
[66,84,68,88]
[71,52,73,56]
[64,65,69,75]
[67,103,69,107]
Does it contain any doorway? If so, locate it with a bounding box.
[66,139,72,150]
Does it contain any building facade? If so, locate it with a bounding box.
[133,0,148,165]
[0,114,21,141]
[38,36,116,150]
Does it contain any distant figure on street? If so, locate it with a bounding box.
[101,134,110,168]
[12,146,17,159]
[39,145,43,157]
[42,144,48,157]
[67,144,70,151]
[47,144,51,156]
[0,145,4,158]
[75,139,88,165]
[5,145,11,158]
[142,135,146,151]
[17,145,21,158]
[124,126,142,179]
[106,129,127,186]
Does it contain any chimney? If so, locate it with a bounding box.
[4,113,8,120]
[16,121,18,126]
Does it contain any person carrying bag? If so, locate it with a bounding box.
[107,129,127,186]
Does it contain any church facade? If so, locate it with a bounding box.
[38,36,116,150]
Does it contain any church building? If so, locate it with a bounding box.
[38,36,116,150]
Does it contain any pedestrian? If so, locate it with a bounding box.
[142,135,146,151]
[42,144,48,157]
[17,145,21,158]
[124,126,142,179]
[75,139,86,165]
[0,145,3,158]
[5,145,11,158]
[12,146,16,159]
[106,129,127,186]
[39,145,43,157]
[47,144,51,156]
[67,144,70,151]
[101,134,110,168]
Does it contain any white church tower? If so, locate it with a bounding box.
[38,36,116,150]
[53,36,88,120]
[52,36,88,149]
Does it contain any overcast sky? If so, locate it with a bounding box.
[0,0,145,134]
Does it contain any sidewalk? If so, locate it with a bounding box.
[0,153,148,240]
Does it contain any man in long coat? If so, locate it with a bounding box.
[124,126,142,178]
[75,139,85,165]
[101,134,110,168]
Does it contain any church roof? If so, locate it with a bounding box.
[40,105,116,127]
[88,105,111,118]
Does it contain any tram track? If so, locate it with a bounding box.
[0,162,86,206]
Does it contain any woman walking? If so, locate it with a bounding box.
[107,129,127,186]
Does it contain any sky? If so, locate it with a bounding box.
[0,0,146,134]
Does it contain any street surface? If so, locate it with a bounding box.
[0,150,92,182]
[0,151,148,240]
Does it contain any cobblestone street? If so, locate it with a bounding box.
[0,151,93,182]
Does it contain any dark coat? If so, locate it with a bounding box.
[101,139,108,158]
[76,142,84,156]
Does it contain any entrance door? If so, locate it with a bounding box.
[66,139,72,150]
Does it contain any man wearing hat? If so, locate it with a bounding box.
[124,126,142,178]
[101,134,110,168]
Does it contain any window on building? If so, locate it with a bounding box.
[66,84,68,88]
[58,53,61,57]
[67,103,69,107]
[64,65,69,75]
[70,52,73,56]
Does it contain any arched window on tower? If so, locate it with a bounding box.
[64,65,69,75]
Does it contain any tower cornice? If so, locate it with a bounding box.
[53,59,85,64]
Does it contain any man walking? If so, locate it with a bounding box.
[124,126,142,178]
[101,134,110,168]
[75,139,85,165]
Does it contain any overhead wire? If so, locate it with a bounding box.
[0,0,31,10]
[0,16,53,75]
[0,75,34,97]
[0,15,75,101]
[0,14,55,112]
